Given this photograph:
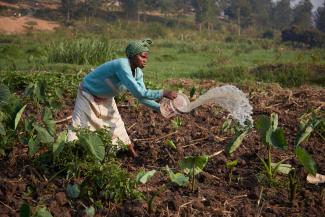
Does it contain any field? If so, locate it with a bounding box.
[0,16,325,217]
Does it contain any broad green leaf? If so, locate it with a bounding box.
[165,166,189,187]
[66,184,80,199]
[53,131,67,157]
[226,160,238,169]
[28,138,39,156]
[33,124,54,144]
[85,206,95,217]
[271,163,293,175]
[34,207,53,217]
[295,120,320,147]
[295,146,317,176]
[255,115,270,143]
[136,169,156,184]
[270,128,287,149]
[19,202,30,217]
[79,132,105,161]
[179,155,209,176]
[14,105,27,130]
[0,122,6,136]
[225,129,248,156]
[54,88,63,99]
[43,107,53,121]
[24,119,33,133]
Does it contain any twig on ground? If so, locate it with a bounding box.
[0,200,16,212]
[127,123,136,131]
[55,115,72,124]
[134,131,177,142]
[165,148,176,164]
[209,150,223,158]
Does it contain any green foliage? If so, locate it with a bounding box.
[179,155,209,191]
[171,117,182,130]
[255,113,287,149]
[295,114,321,147]
[47,38,121,65]
[225,128,249,156]
[19,202,31,217]
[165,165,189,187]
[136,169,157,184]
[166,139,177,150]
[33,206,53,217]
[294,146,317,176]
[66,183,80,199]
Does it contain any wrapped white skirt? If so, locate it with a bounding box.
[67,88,131,147]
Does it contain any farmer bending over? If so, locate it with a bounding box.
[67,38,177,156]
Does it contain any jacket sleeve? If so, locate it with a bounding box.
[116,62,163,100]
[135,69,161,112]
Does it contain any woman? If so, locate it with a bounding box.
[67,38,177,156]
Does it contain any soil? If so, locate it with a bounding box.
[0,80,324,216]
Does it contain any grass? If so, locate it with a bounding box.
[0,24,324,88]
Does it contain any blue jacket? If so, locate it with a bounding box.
[82,58,163,111]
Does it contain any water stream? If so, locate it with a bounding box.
[179,85,253,126]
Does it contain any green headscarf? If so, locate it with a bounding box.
[125,38,153,58]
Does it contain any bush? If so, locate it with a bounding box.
[281,26,325,48]
[262,30,274,39]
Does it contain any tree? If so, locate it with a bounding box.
[61,0,76,22]
[250,0,272,29]
[291,0,313,29]
[271,0,293,30]
[120,0,141,21]
[224,0,254,35]
[315,2,325,32]
[191,0,220,31]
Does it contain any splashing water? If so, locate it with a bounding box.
[178,85,253,126]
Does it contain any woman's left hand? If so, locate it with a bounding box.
[163,90,178,100]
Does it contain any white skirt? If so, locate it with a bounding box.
[67,88,131,147]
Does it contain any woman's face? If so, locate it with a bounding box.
[132,52,149,69]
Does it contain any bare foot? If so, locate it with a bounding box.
[128,144,138,157]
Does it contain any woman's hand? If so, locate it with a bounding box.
[163,90,178,100]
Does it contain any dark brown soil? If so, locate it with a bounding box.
[0,81,324,217]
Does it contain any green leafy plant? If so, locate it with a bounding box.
[0,83,26,156]
[225,128,249,156]
[225,159,238,185]
[165,139,177,150]
[255,113,288,181]
[179,155,209,191]
[171,117,182,130]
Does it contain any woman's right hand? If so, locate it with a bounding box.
[163,90,178,100]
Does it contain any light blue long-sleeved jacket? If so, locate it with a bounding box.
[82,58,163,111]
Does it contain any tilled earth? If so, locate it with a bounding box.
[0,80,324,217]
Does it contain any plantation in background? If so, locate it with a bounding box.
[0,1,324,216]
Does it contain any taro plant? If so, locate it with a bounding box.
[171,117,182,131]
[225,159,238,185]
[0,83,26,156]
[179,155,209,191]
[255,113,288,182]
[137,166,188,213]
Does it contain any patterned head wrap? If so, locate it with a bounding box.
[125,38,153,58]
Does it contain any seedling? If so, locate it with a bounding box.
[225,159,238,185]
[171,117,182,130]
[165,139,177,150]
[179,155,209,191]
[255,113,288,182]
